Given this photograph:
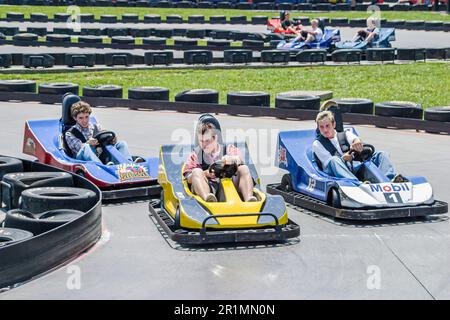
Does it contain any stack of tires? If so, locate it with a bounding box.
[0,156,96,243]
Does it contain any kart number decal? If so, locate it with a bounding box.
[116,164,150,182]
[383,192,403,204]
[306,178,316,191]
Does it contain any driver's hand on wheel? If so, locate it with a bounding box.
[351,139,363,153]
[87,138,98,146]
[342,152,353,162]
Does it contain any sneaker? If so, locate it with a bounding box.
[205,193,218,202]
[253,191,262,201]
[363,181,371,184]
[106,161,115,166]
[391,174,408,183]
[247,196,258,202]
[134,157,145,164]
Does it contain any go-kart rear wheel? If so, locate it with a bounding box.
[280,174,293,192]
[329,188,342,209]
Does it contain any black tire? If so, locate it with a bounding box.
[46,34,71,42]
[175,89,219,103]
[329,188,342,209]
[275,93,320,110]
[174,38,198,46]
[3,209,40,236]
[280,174,293,192]
[78,35,103,44]
[335,98,374,115]
[0,156,23,181]
[0,80,36,93]
[227,91,270,107]
[128,87,169,100]
[121,14,139,23]
[83,85,123,98]
[186,29,206,38]
[142,37,167,45]
[174,207,181,228]
[20,187,98,214]
[37,209,84,234]
[2,172,74,209]
[424,106,450,122]
[38,83,79,95]
[13,33,39,42]
[207,40,231,47]
[0,227,33,247]
[375,101,423,119]
[111,36,135,44]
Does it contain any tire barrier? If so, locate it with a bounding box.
[261,50,290,64]
[105,52,134,66]
[1,11,448,31]
[227,91,270,107]
[186,29,206,39]
[424,107,450,123]
[0,156,102,290]
[20,187,97,214]
[183,50,213,65]
[175,89,219,104]
[0,80,36,93]
[207,40,231,48]
[366,48,396,63]
[30,13,48,22]
[1,172,73,210]
[396,48,427,61]
[65,53,96,67]
[144,51,174,65]
[100,15,118,24]
[142,37,167,45]
[375,101,424,119]
[174,38,198,47]
[111,36,136,44]
[46,34,72,42]
[0,54,12,68]
[243,40,265,50]
[26,27,47,37]
[83,85,123,98]
[0,157,24,181]
[80,28,103,36]
[23,54,55,69]
[296,49,327,64]
[275,93,321,110]
[4,209,85,237]
[223,49,253,64]
[78,35,103,43]
[331,49,362,64]
[12,33,39,42]
[334,98,374,115]
[128,87,170,101]
[38,83,79,102]
[0,90,448,134]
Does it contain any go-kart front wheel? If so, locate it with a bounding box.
[280,174,293,192]
[329,188,342,209]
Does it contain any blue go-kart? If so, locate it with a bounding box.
[335,28,396,50]
[277,28,341,51]
[266,107,447,220]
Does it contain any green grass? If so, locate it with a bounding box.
[0,5,449,22]
[1,63,448,108]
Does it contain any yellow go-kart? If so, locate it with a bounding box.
[149,143,300,245]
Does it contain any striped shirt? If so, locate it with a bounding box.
[65,123,102,156]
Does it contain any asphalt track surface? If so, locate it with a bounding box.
[0,101,449,299]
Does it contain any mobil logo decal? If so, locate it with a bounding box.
[369,183,410,193]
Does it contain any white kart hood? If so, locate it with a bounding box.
[339,182,434,208]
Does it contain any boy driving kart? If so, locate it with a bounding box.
[183,114,258,203]
[65,101,140,165]
[312,103,407,183]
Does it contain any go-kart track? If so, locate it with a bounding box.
[0,100,449,300]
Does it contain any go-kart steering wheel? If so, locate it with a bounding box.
[94,130,116,147]
[350,144,375,162]
[209,160,238,179]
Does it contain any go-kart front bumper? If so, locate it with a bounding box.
[148,201,300,245]
[267,183,448,220]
